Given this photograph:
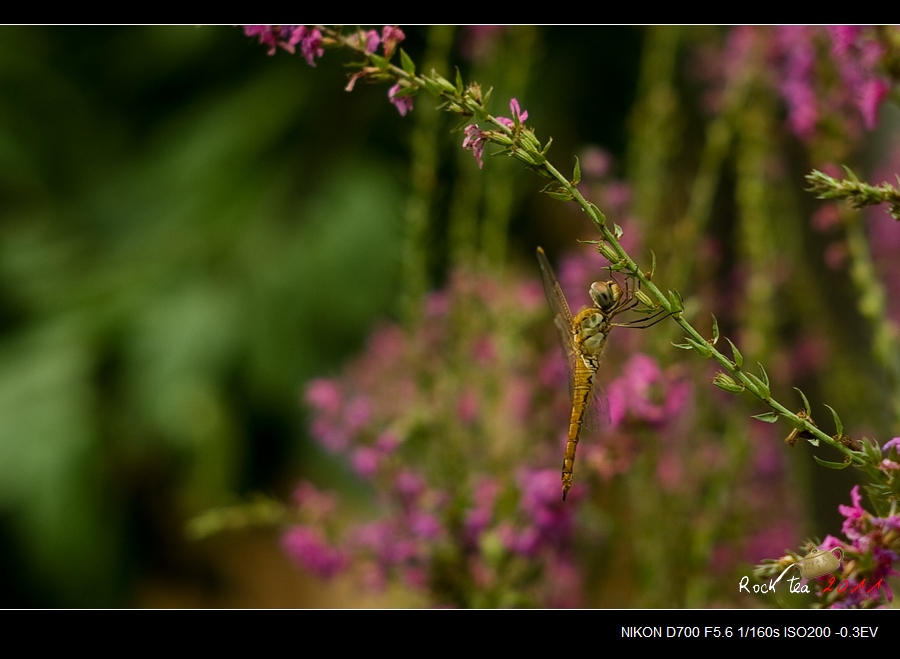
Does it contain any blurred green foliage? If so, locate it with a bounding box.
[0,26,408,606]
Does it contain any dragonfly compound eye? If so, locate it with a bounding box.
[589,281,621,311]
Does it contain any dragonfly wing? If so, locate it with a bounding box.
[538,246,577,365]
[537,247,574,337]
[581,383,611,433]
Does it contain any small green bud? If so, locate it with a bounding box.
[597,241,619,263]
[634,289,655,309]
[713,372,744,394]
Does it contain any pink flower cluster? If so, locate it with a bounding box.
[706,26,893,146]
[292,267,590,605]
[816,483,900,608]
[243,25,323,66]
[772,26,890,142]
[462,99,529,169]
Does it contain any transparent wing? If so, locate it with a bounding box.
[582,384,610,432]
[536,246,575,359]
[536,247,610,433]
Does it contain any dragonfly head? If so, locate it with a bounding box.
[589,280,622,312]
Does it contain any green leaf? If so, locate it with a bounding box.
[545,191,574,202]
[672,340,694,350]
[667,290,684,313]
[725,338,743,368]
[483,87,494,107]
[685,337,712,358]
[613,223,624,239]
[451,117,472,133]
[842,164,859,183]
[794,387,812,416]
[824,404,843,438]
[573,156,581,185]
[710,314,719,345]
[649,250,657,278]
[541,136,553,155]
[745,372,770,399]
[865,438,885,460]
[757,363,770,389]
[399,48,416,76]
[752,412,779,423]
[455,67,463,94]
[370,53,390,71]
[813,455,850,470]
[421,77,442,97]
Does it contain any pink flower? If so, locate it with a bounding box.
[496,98,529,128]
[349,29,380,54]
[352,447,381,478]
[395,470,425,501]
[838,484,866,540]
[298,27,324,67]
[388,84,414,117]
[291,481,338,517]
[381,26,405,59]
[305,378,342,415]
[827,26,863,57]
[858,78,889,129]
[243,26,323,66]
[462,124,488,168]
[282,525,347,578]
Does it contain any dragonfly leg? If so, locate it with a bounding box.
[613,308,672,329]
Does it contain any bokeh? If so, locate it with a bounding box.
[1,26,898,608]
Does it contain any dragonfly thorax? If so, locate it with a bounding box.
[589,280,621,311]
[577,310,609,354]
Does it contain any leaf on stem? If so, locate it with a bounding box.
[684,336,713,358]
[813,455,851,470]
[745,371,770,399]
[545,189,574,202]
[794,387,812,416]
[667,289,684,314]
[370,53,390,71]
[842,164,860,183]
[752,411,780,423]
[710,315,720,346]
[572,156,581,185]
[823,403,844,438]
[725,338,743,368]
[757,363,770,389]
[400,48,415,76]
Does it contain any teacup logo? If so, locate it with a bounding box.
[797,547,843,579]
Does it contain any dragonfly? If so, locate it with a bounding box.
[536,247,667,500]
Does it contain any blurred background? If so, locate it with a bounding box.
[0,26,898,608]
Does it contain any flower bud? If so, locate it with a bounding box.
[713,372,744,394]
